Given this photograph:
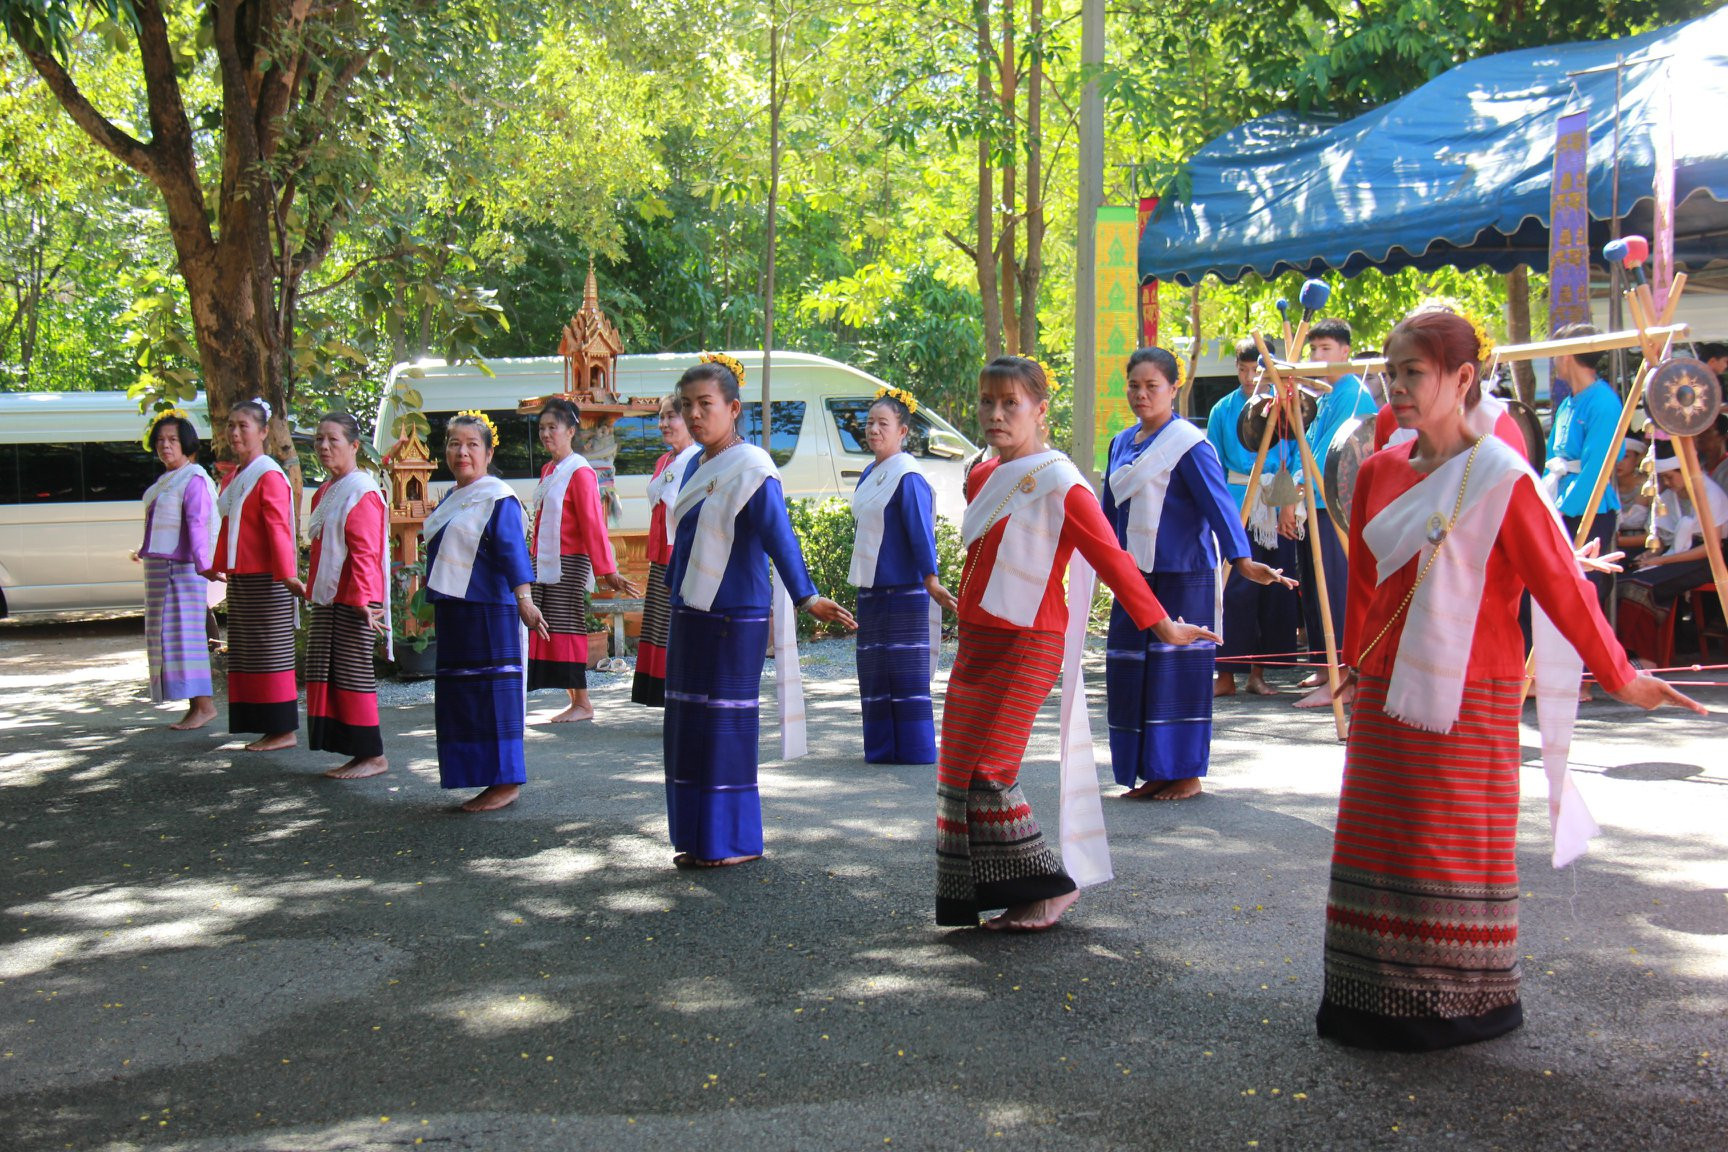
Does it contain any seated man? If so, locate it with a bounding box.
[1616,440,1728,666]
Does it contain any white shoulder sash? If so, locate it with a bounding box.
[672,444,776,612]
[961,451,1086,628]
[216,455,286,571]
[848,452,924,588]
[648,444,701,546]
[531,452,595,587]
[1362,436,1597,867]
[1107,419,1207,571]
[425,476,516,599]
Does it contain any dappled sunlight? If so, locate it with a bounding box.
[426,989,576,1036]
[657,975,754,1015]
[465,846,609,884]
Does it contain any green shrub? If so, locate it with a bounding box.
[787,496,966,640]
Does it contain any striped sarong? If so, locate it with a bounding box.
[1318,674,1525,1051]
[528,552,593,691]
[1105,569,1217,786]
[663,605,769,861]
[434,600,527,789]
[144,557,212,703]
[935,624,1071,926]
[856,584,936,764]
[225,573,298,735]
[306,602,383,758]
[631,561,672,707]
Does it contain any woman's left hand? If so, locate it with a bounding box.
[518,599,551,641]
[600,572,641,597]
[1608,671,1708,715]
[806,597,857,632]
[924,573,959,614]
[1235,557,1298,589]
[365,605,388,637]
[282,576,309,601]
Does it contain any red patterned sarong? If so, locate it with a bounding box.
[1318,674,1525,1050]
[935,624,1073,926]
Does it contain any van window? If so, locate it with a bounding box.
[612,414,664,476]
[425,410,539,481]
[0,445,16,504]
[16,443,81,504]
[740,401,804,468]
[825,398,948,458]
[83,442,163,503]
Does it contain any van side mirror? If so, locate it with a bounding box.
[925,432,968,459]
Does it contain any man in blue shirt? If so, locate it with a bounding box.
[1208,337,1301,695]
[1292,318,1377,688]
[1548,322,1626,614]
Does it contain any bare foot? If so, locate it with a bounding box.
[460,784,521,812]
[325,755,388,780]
[672,852,761,869]
[1214,671,1237,698]
[170,701,218,730]
[1578,683,1594,703]
[243,732,296,752]
[1294,682,1335,709]
[547,704,594,724]
[1296,671,1325,689]
[984,889,1081,932]
[1245,673,1281,696]
[1120,780,1164,799]
[1153,777,1203,801]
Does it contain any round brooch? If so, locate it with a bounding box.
[1425,513,1448,545]
[1018,475,1038,494]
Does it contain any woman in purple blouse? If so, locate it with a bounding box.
[136,411,219,729]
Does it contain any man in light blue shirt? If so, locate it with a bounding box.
[1292,319,1377,686]
[1207,337,1300,695]
[1548,322,1625,613]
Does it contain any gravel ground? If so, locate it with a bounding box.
[0,616,1725,1152]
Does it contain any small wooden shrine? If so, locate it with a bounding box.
[383,428,437,635]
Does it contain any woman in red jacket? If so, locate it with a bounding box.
[936,356,1218,933]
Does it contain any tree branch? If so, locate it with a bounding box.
[943,229,978,262]
[4,33,154,178]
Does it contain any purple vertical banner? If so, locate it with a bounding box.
[1547,110,1591,405]
[1653,74,1675,314]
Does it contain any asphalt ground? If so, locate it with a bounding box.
[0,617,1725,1152]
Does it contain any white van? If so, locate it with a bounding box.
[375,351,980,526]
[0,392,216,617]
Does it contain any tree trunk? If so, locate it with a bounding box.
[1505,264,1537,408]
[762,0,781,449]
[998,0,1018,355]
[973,0,1002,358]
[1017,0,1044,358]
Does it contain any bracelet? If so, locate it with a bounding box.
[797,594,819,613]
[515,590,533,601]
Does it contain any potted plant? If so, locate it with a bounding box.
[585,613,611,669]
[392,561,438,679]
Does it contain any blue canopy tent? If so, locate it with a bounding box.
[1137,8,1728,286]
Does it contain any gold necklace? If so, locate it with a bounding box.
[1356,433,1490,665]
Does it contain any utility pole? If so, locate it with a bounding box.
[1072,0,1103,482]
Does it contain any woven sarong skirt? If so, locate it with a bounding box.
[1105,569,1217,787]
[528,553,592,691]
[856,584,937,765]
[144,557,212,703]
[935,624,1072,926]
[305,602,383,758]
[663,605,770,861]
[631,561,672,707]
[225,573,298,735]
[1317,674,1525,1051]
[434,600,527,790]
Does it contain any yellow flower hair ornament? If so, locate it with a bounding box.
[1033,358,1062,392]
[1464,311,1498,366]
[873,384,921,415]
[452,409,502,447]
[142,407,192,450]
[699,352,748,390]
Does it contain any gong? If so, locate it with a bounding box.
[1322,415,1376,536]
[1505,398,1546,472]
[1645,357,1724,437]
[1236,389,1320,454]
